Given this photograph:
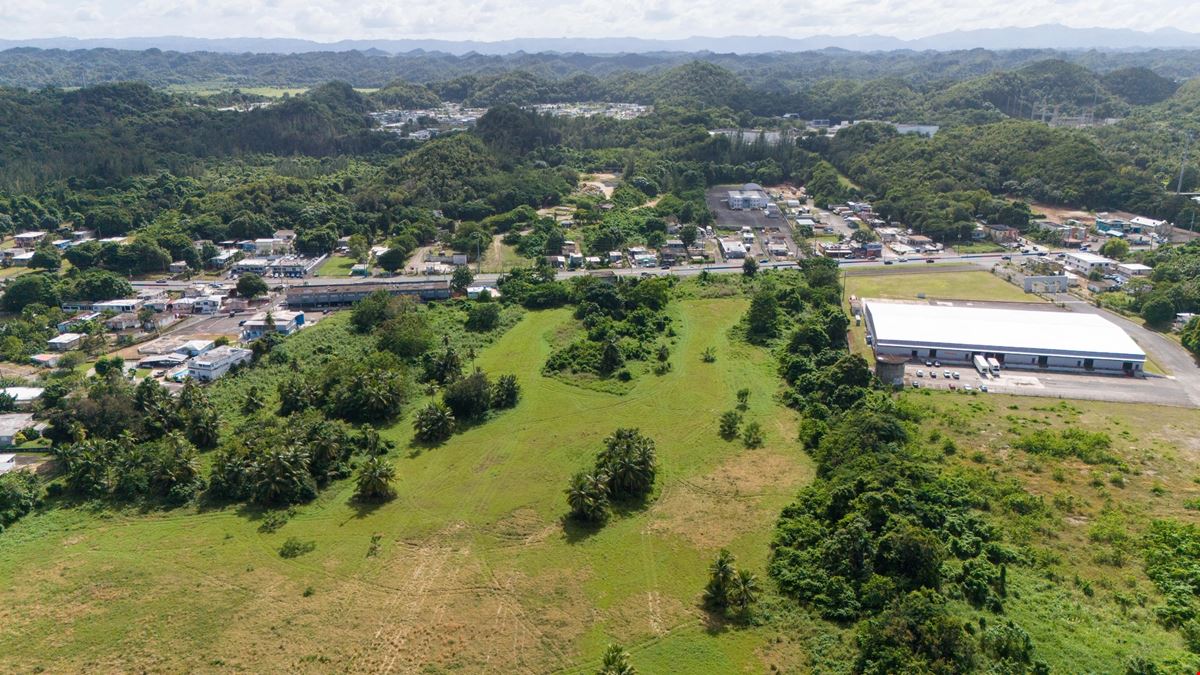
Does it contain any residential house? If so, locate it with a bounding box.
[169,261,190,274]
[11,251,35,267]
[47,333,83,351]
[209,249,239,269]
[0,413,35,447]
[194,295,224,314]
[188,346,253,382]
[30,353,61,368]
[240,311,305,341]
[92,298,143,314]
[719,239,747,259]
[104,313,141,331]
[13,231,48,247]
[175,339,215,357]
[0,387,44,410]
[56,312,100,333]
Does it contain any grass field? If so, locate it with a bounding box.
[314,254,359,277]
[952,242,1006,253]
[0,298,823,672]
[845,269,1039,303]
[910,391,1198,669]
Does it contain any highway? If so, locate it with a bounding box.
[130,252,1008,293]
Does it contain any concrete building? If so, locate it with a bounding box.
[1116,263,1152,279]
[864,300,1145,374]
[13,231,48,247]
[194,295,224,314]
[188,346,253,382]
[719,239,747,259]
[727,183,771,210]
[284,280,451,308]
[240,311,305,340]
[1062,251,1115,276]
[231,258,271,276]
[92,298,143,314]
[270,256,323,278]
[48,333,84,351]
[1023,275,1071,293]
[0,413,35,447]
[0,387,44,409]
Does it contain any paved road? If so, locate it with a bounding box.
[1052,293,1200,407]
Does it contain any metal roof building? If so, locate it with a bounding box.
[864,300,1145,374]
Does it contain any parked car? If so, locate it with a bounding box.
[952,371,960,380]
[884,260,894,265]
[930,371,938,378]
[943,370,951,378]
[980,384,989,392]
[962,384,973,392]
[925,360,933,367]
[911,381,920,388]
[925,258,935,263]
[916,369,925,377]
[933,361,941,367]
[897,257,909,263]
[1001,255,1011,260]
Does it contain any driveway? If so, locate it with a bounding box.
[1053,293,1200,407]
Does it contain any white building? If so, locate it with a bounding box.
[719,239,747,259]
[188,346,253,382]
[864,300,1145,374]
[0,413,35,447]
[1062,251,1115,276]
[194,295,224,314]
[727,183,771,210]
[13,231,48,247]
[240,311,305,340]
[0,387,44,409]
[1116,263,1152,280]
[231,258,271,276]
[92,298,143,314]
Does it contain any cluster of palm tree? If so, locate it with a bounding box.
[703,549,760,620]
[567,428,657,524]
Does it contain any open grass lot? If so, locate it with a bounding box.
[0,298,823,673]
[314,254,358,277]
[908,390,1197,670]
[845,268,1039,303]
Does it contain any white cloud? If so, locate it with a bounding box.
[0,0,1198,41]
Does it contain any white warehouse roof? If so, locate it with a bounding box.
[865,301,1145,362]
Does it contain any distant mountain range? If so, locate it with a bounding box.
[3,25,1200,55]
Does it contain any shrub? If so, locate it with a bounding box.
[718,410,742,440]
[278,537,316,558]
[742,421,764,448]
[442,371,493,421]
[491,374,521,409]
[465,303,502,332]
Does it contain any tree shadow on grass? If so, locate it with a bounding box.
[561,515,605,544]
[610,493,654,518]
[347,495,389,520]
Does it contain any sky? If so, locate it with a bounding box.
[1,0,1199,41]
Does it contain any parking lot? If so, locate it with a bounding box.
[900,361,1194,406]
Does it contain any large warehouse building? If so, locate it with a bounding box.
[864,301,1145,374]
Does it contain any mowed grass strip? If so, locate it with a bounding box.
[845,269,1038,303]
[0,298,815,673]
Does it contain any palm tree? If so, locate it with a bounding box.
[596,428,656,500]
[251,446,313,506]
[704,549,737,610]
[597,643,636,675]
[566,471,610,523]
[718,410,741,440]
[355,455,397,502]
[413,401,455,443]
[727,568,760,615]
